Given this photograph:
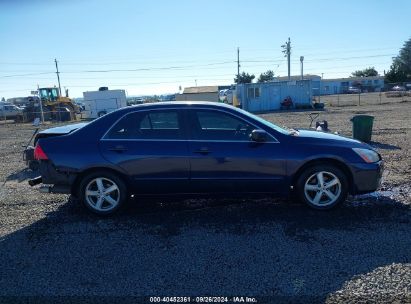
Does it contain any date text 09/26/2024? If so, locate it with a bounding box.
[149,296,258,303]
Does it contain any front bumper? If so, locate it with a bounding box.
[351,160,384,194]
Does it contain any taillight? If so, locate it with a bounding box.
[34,144,48,160]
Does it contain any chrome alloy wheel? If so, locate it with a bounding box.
[85,177,120,212]
[304,171,341,207]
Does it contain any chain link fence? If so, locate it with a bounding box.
[314,81,411,107]
[1,110,78,125]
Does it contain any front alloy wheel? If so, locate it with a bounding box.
[296,165,348,210]
[304,171,341,207]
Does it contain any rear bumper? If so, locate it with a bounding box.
[39,161,76,185]
[28,160,76,194]
[351,160,384,194]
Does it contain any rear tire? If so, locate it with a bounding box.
[295,165,348,210]
[79,171,127,215]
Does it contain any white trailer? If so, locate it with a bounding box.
[82,89,127,119]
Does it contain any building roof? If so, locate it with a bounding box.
[274,75,385,82]
[183,86,219,94]
[322,76,384,82]
[275,74,321,81]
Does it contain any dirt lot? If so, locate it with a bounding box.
[0,101,410,303]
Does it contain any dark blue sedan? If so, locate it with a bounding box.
[30,102,383,215]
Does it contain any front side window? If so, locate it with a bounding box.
[105,110,183,140]
[190,110,254,141]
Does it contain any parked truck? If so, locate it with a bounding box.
[0,102,23,122]
[82,87,127,119]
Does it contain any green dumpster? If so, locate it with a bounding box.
[351,115,374,142]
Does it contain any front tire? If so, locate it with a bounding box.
[79,171,127,215]
[295,165,348,210]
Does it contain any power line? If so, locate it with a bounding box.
[64,61,236,73]
[0,54,395,77]
[0,72,55,78]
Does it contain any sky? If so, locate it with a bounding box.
[0,0,410,99]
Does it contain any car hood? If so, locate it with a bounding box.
[294,129,365,145]
[39,122,89,135]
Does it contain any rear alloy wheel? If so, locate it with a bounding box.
[296,165,348,209]
[79,171,127,215]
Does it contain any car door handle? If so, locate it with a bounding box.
[194,147,211,155]
[108,145,127,152]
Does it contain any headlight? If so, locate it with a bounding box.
[352,148,380,163]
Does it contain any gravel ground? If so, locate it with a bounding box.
[0,101,410,303]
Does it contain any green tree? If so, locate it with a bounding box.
[257,70,275,82]
[351,67,379,77]
[385,38,411,83]
[234,72,255,84]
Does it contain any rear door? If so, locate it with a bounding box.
[100,109,190,194]
[187,108,286,194]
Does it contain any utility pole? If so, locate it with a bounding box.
[237,47,240,82]
[54,58,62,97]
[282,38,291,81]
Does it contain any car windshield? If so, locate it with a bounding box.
[233,107,291,135]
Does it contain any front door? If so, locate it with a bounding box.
[100,109,190,194]
[186,109,286,194]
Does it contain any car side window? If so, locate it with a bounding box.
[140,112,179,130]
[138,111,182,139]
[190,110,255,141]
[105,110,184,140]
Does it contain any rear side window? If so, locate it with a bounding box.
[105,110,184,140]
[140,112,179,130]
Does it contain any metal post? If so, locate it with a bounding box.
[319,73,323,103]
[300,56,304,80]
[237,47,240,81]
[37,85,44,123]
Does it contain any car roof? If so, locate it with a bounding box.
[119,101,235,113]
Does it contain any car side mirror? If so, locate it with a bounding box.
[250,129,268,142]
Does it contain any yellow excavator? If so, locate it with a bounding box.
[23,87,78,122]
[36,87,79,121]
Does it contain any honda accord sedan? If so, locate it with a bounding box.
[30,101,383,215]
